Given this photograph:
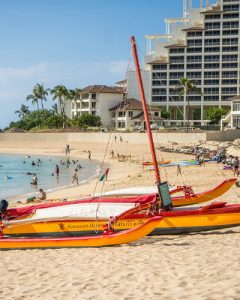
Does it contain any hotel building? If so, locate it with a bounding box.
[127,0,240,126]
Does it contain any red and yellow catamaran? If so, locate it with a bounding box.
[1,37,240,248]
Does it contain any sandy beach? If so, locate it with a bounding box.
[0,136,240,300]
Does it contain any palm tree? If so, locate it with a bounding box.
[26,89,41,126]
[15,104,30,120]
[50,85,69,115]
[177,78,202,132]
[69,88,81,114]
[33,83,49,111]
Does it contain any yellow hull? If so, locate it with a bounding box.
[3,211,240,237]
[0,217,161,249]
[172,179,236,207]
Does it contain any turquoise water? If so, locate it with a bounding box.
[0,154,99,201]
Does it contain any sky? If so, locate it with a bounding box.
[0,0,216,129]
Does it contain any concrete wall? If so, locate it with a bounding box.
[0,131,239,145]
[0,132,206,145]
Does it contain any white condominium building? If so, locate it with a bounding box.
[67,85,123,126]
[127,0,240,126]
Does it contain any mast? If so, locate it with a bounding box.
[130,36,161,184]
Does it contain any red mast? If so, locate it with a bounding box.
[131,36,161,184]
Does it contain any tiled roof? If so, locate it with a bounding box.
[116,79,127,84]
[109,98,161,112]
[148,59,169,64]
[131,111,163,121]
[182,26,205,31]
[227,95,240,101]
[80,85,122,94]
[165,43,187,48]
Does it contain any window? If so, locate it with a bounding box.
[223,29,238,35]
[187,48,203,53]
[92,102,96,109]
[223,13,239,18]
[223,21,239,28]
[222,87,237,94]
[204,39,220,46]
[77,102,80,109]
[169,80,179,86]
[233,102,240,112]
[204,47,220,52]
[187,31,202,37]
[187,39,202,46]
[118,121,125,129]
[187,63,202,69]
[222,38,238,45]
[154,111,159,117]
[91,111,96,116]
[204,71,219,78]
[204,63,220,69]
[205,14,221,20]
[169,88,179,95]
[169,72,184,79]
[186,96,201,102]
[222,62,238,68]
[118,111,126,117]
[222,55,239,62]
[233,116,240,128]
[152,73,167,79]
[152,88,166,95]
[170,64,184,70]
[204,55,220,62]
[152,80,166,86]
[222,71,237,78]
[169,48,184,54]
[128,111,133,117]
[152,64,167,70]
[223,4,239,12]
[169,56,184,63]
[81,102,89,109]
[222,46,238,52]
[205,31,220,36]
[187,72,202,78]
[205,22,221,29]
[92,93,96,100]
[204,79,219,85]
[187,55,202,62]
[152,96,167,102]
[204,96,219,101]
[204,87,219,94]
[222,79,238,85]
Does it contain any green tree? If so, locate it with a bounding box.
[69,88,81,111]
[161,108,170,119]
[72,114,101,128]
[15,104,30,120]
[177,78,202,131]
[34,83,49,111]
[50,85,69,115]
[205,107,230,124]
[26,88,41,126]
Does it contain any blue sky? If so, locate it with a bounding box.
[0,0,216,129]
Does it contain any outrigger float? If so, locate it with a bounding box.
[1,36,240,248]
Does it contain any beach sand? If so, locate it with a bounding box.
[0,138,240,300]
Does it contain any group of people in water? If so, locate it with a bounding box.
[23,145,93,202]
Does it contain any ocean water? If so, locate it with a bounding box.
[0,154,100,201]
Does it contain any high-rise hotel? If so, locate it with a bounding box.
[127,0,240,126]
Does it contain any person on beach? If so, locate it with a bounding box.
[110,150,114,158]
[65,144,70,156]
[55,164,60,177]
[120,136,123,142]
[72,169,79,184]
[114,136,117,142]
[31,174,38,185]
[36,189,46,201]
[88,150,91,160]
[232,157,239,177]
